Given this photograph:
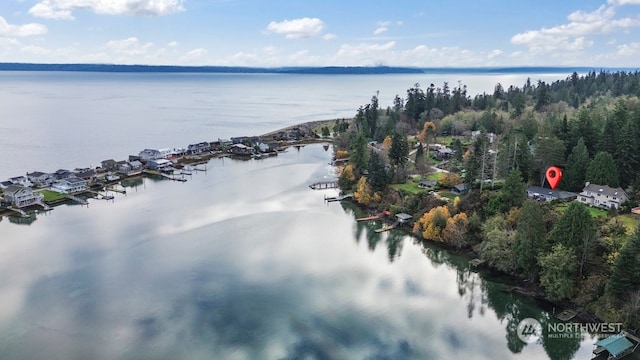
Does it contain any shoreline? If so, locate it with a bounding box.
[0,118,340,217]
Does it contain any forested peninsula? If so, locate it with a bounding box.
[329,70,640,329]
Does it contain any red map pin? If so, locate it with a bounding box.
[546,166,562,190]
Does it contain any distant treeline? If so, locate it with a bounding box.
[0,62,629,75]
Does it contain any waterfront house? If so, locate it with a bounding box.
[53,169,74,180]
[138,149,162,162]
[231,136,259,145]
[527,186,577,202]
[74,168,97,184]
[147,159,173,170]
[118,160,143,176]
[9,176,34,188]
[0,180,13,189]
[26,171,54,187]
[3,185,43,208]
[228,143,253,156]
[101,159,118,172]
[577,183,628,209]
[256,142,270,153]
[187,142,211,155]
[51,177,87,194]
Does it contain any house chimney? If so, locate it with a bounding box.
[585,182,590,187]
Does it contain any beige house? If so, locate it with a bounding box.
[577,183,628,209]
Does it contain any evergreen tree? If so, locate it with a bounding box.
[515,200,546,279]
[548,202,596,276]
[586,152,619,187]
[533,136,566,187]
[562,137,590,192]
[503,168,526,210]
[367,150,388,192]
[350,132,368,175]
[539,244,578,301]
[616,118,640,188]
[389,132,409,182]
[607,229,640,298]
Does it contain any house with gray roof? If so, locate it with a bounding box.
[577,183,628,209]
[4,185,43,208]
[27,171,54,187]
[527,186,577,202]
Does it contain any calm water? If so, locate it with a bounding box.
[0,145,607,359]
[0,71,569,180]
[0,72,614,359]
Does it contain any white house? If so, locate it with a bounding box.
[51,177,88,194]
[26,171,54,187]
[4,185,43,208]
[9,176,33,188]
[147,159,173,170]
[577,183,628,209]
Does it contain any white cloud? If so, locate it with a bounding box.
[487,49,503,59]
[377,20,392,27]
[106,37,154,56]
[373,27,388,35]
[322,33,336,40]
[0,16,47,37]
[28,3,74,20]
[180,48,208,63]
[511,5,640,54]
[266,17,325,39]
[29,0,185,19]
[616,41,640,55]
[608,0,640,5]
[168,41,178,47]
[262,46,278,56]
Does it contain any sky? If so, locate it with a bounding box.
[1,0,640,67]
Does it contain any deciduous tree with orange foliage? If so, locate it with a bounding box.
[439,173,463,188]
[414,205,451,242]
[353,176,381,206]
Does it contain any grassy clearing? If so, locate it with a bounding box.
[555,203,608,218]
[38,189,66,202]
[425,173,443,181]
[438,191,458,200]
[390,183,425,195]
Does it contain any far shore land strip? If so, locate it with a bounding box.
[0,119,340,217]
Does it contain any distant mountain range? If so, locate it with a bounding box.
[0,63,632,74]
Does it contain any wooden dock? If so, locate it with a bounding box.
[325,194,352,202]
[375,220,400,233]
[309,181,338,190]
[66,194,88,205]
[356,210,390,222]
[144,169,188,182]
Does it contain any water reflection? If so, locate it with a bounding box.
[0,145,606,359]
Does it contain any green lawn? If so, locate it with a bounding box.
[425,173,443,181]
[38,189,66,202]
[438,191,458,200]
[390,182,425,195]
[555,203,608,218]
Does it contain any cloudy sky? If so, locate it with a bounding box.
[1,0,640,67]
